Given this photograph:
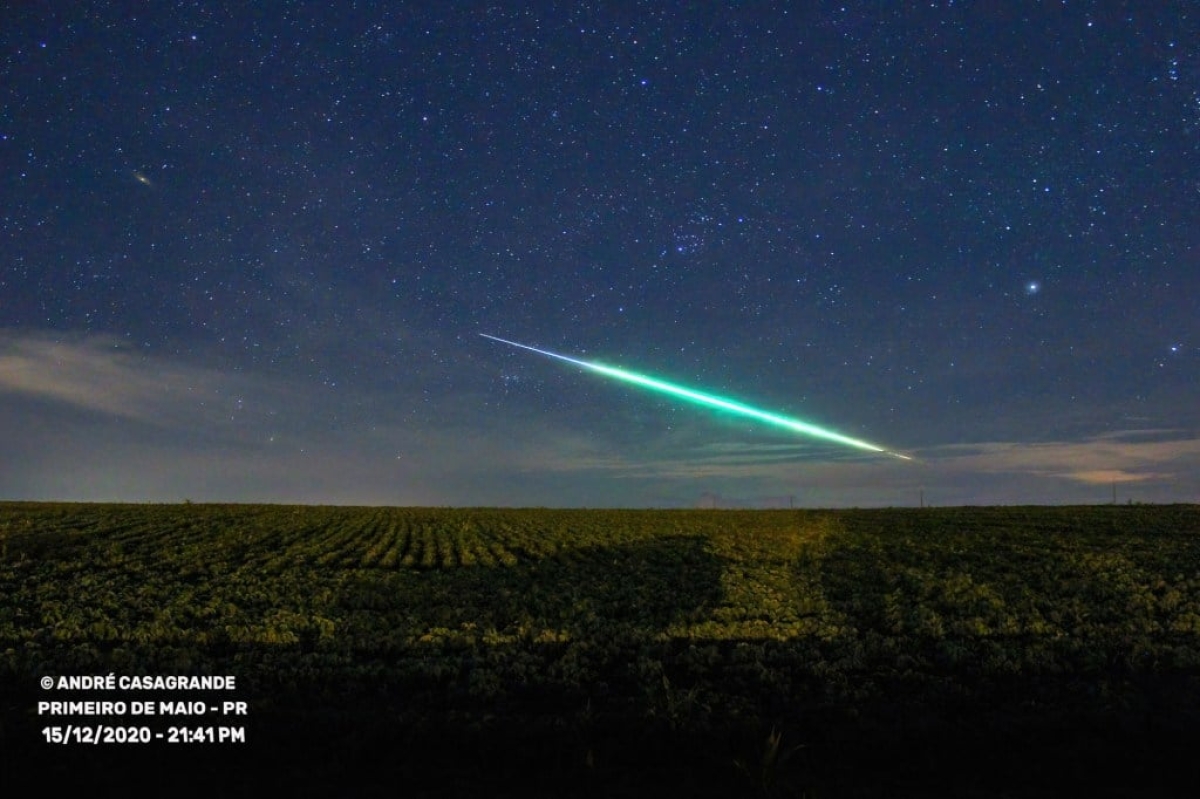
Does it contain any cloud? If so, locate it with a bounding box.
[1065,470,1166,485]
[0,331,252,426]
[0,331,345,501]
[925,431,1200,486]
[508,432,893,481]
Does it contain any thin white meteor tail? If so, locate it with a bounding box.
[478,334,589,368]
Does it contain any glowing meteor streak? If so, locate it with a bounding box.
[480,334,910,460]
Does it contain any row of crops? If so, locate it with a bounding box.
[4,502,1199,683]
[3,502,1200,794]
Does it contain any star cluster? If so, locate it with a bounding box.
[2,3,1197,506]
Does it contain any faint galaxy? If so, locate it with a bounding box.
[1,3,1197,506]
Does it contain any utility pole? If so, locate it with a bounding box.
[919,489,924,509]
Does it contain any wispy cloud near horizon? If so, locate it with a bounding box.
[924,432,1200,486]
[0,331,254,426]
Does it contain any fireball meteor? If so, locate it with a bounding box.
[480,333,909,460]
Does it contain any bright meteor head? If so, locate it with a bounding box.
[480,333,910,460]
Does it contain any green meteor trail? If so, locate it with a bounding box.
[480,334,911,460]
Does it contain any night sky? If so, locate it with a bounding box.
[2,3,1197,507]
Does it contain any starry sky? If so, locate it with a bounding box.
[2,2,1198,507]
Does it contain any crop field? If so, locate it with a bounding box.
[3,502,1200,796]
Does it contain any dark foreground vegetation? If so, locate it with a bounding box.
[2,502,1199,796]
